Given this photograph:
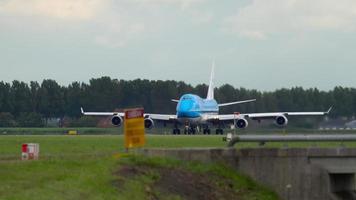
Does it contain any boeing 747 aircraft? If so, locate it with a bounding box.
[81,63,331,135]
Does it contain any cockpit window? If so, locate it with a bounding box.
[182,97,192,100]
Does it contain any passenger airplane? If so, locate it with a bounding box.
[81,63,331,135]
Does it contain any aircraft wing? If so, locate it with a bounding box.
[145,114,177,121]
[80,108,123,116]
[81,107,176,121]
[211,107,332,121]
[246,111,329,119]
[218,99,256,107]
[81,107,124,116]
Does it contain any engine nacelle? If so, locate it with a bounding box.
[111,115,123,127]
[144,118,154,129]
[275,115,288,127]
[235,118,249,129]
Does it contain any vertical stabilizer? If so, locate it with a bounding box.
[206,60,215,100]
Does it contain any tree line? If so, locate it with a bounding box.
[0,77,355,127]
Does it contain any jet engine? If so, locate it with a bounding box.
[111,115,123,127]
[144,118,154,129]
[235,118,248,129]
[275,115,288,127]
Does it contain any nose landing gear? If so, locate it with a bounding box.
[172,124,221,135]
[184,127,197,134]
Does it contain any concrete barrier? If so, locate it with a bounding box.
[141,147,356,200]
[227,134,356,147]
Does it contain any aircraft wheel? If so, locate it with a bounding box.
[216,129,223,135]
[203,129,210,134]
[173,129,180,135]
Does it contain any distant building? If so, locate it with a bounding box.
[345,120,356,129]
[319,118,347,129]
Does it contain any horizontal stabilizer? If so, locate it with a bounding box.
[218,99,256,107]
[80,107,118,116]
[326,106,333,114]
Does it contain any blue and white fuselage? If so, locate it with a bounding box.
[176,94,218,125]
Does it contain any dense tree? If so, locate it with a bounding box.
[11,80,31,116]
[83,77,121,111]
[29,81,40,113]
[38,79,64,121]
[0,82,12,113]
[0,112,16,127]
[17,112,44,127]
[66,116,98,127]
[64,82,84,117]
[0,77,355,127]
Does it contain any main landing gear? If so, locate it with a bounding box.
[215,128,223,135]
[172,127,223,135]
[184,127,197,134]
[203,128,211,134]
[172,128,181,135]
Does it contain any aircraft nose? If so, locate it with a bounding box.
[178,100,193,112]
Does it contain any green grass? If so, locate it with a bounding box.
[0,135,122,199]
[0,135,229,200]
[116,155,278,200]
[0,157,119,200]
[0,135,228,158]
[1,134,356,200]
[0,127,122,135]
[0,135,354,158]
[1,127,356,135]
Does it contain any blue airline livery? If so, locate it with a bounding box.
[81,62,331,135]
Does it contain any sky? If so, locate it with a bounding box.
[0,0,356,91]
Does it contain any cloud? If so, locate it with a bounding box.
[0,0,108,20]
[0,0,210,47]
[224,0,356,39]
[94,21,146,48]
[134,0,204,10]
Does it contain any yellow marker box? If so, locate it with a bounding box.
[68,130,78,135]
[124,108,145,148]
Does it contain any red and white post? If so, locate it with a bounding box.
[21,143,39,160]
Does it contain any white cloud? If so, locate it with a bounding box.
[94,20,146,47]
[134,0,204,10]
[0,0,146,47]
[224,0,356,39]
[0,0,108,20]
[190,10,213,24]
[0,0,210,47]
